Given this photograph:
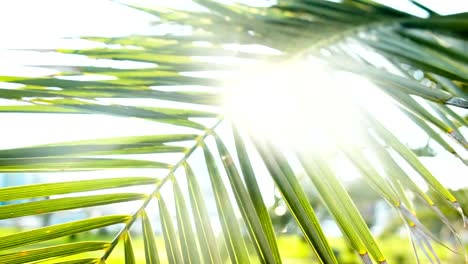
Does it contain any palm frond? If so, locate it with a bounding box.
[0,0,467,263]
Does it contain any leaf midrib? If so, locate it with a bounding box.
[100,117,224,261]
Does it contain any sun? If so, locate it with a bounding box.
[222,59,370,154]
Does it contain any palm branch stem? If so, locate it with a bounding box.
[101,116,224,261]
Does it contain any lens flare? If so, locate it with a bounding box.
[223,59,372,154]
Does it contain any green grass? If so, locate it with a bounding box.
[0,227,465,263]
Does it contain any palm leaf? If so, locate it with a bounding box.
[184,162,223,263]
[0,0,466,263]
[0,242,110,264]
[172,178,201,263]
[141,210,161,264]
[0,215,129,251]
[123,230,137,264]
[159,196,184,264]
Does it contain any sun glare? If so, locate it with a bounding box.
[223,59,369,153]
